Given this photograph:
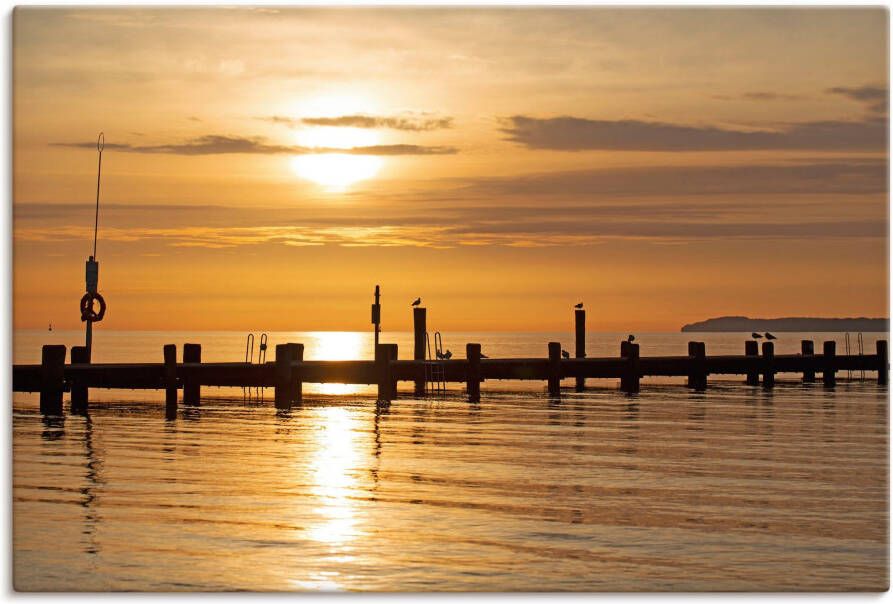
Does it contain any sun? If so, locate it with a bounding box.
[292,125,383,191]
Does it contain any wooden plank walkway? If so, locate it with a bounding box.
[14,337,889,416]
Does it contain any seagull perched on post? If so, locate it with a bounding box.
[627,334,635,343]
[411,297,421,307]
[765,332,776,340]
[752,332,763,339]
[443,349,452,360]
[561,349,570,359]
[574,302,583,309]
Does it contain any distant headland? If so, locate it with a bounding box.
[681,316,889,332]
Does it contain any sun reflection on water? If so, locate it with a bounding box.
[310,332,368,396]
[294,406,364,590]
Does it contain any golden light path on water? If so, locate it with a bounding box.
[311,331,366,396]
[293,406,363,591]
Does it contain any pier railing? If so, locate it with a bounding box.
[14,338,889,416]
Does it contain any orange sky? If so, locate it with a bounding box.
[12,7,890,332]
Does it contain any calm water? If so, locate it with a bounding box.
[13,331,890,591]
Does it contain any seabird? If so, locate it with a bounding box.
[765,332,776,340]
[480,353,488,359]
[443,350,453,360]
[574,302,584,309]
[752,332,763,339]
[411,297,421,307]
[627,334,635,343]
[561,349,570,359]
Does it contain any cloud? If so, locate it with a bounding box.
[712,91,802,101]
[52,135,457,156]
[500,115,886,151]
[262,113,453,131]
[462,160,887,197]
[827,84,888,115]
[260,114,453,132]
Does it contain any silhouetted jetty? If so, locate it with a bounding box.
[13,307,889,417]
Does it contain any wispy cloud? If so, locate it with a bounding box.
[712,91,802,101]
[52,134,457,156]
[500,115,886,151]
[827,84,888,115]
[263,113,453,131]
[462,159,886,196]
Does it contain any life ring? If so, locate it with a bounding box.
[80,292,106,322]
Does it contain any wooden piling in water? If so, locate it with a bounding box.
[761,341,775,388]
[466,343,481,402]
[745,340,759,386]
[274,343,303,409]
[687,341,707,390]
[877,340,888,385]
[39,345,65,415]
[70,345,89,414]
[547,342,561,397]
[183,343,201,405]
[413,307,426,396]
[163,344,177,415]
[620,341,640,393]
[574,309,585,392]
[376,343,398,401]
[822,341,836,388]
[801,340,815,383]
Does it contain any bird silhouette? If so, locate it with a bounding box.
[443,349,453,360]
[411,297,421,307]
[480,353,489,359]
[752,332,763,339]
[561,349,570,359]
[627,334,635,343]
[435,351,444,360]
[574,302,583,309]
[765,332,776,340]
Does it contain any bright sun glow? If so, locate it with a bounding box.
[293,124,383,191]
[291,154,383,191]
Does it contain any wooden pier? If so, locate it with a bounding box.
[14,330,889,416]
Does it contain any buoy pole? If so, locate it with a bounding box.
[84,133,104,361]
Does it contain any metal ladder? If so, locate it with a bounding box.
[425,331,446,394]
[844,332,866,381]
[243,332,269,399]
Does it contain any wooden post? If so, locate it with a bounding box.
[39,345,66,416]
[275,344,290,409]
[745,340,759,386]
[877,340,888,385]
[761,341,775,388]
[183,343,201,405]
[291,343,304,405]
[275,343,303,409]
[688,341,707,390]
[377,343,398,401]
[822,340,836,388]
[620,341,640,393]
[801,340,815,383]
[574,309,585,392]
[547,342,561,397]
[163,344,177,415]
[466,343,481,402]
[70,345,89,414]
[413,307,427,396]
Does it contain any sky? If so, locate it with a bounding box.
[12,7,890,332]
